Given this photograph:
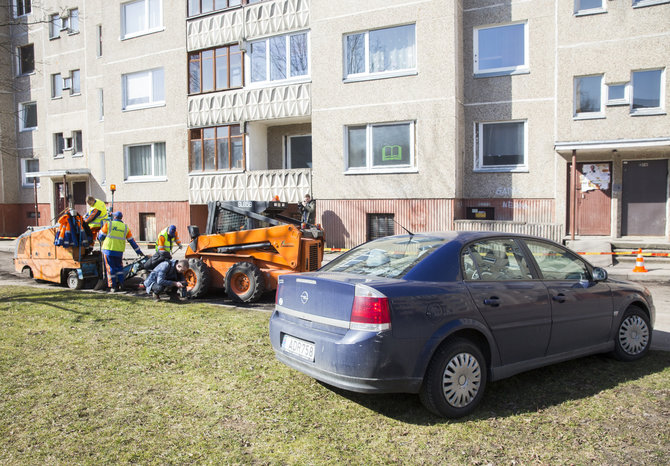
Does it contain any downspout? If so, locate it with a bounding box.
[571,150,577,240]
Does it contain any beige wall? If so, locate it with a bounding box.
[310,0,462,200]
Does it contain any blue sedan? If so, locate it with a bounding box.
[269,232,655,418]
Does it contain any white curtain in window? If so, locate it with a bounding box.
[152,68,164,102]
[370,25,415,73]
[129,145,152,176]
[126,72,150,106]
[153,142,166,176]
[149,0,161,29]
[123,1,145,36]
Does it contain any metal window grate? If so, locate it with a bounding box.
[216,210,246,233]
[368,214,395,241]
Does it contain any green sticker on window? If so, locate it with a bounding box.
[382,145,402,161]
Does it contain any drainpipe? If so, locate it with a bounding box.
[571,150,577,240]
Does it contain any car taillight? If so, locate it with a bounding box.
[350,284,391,332]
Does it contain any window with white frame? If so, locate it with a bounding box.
[474,22,528,76]
[345,122,414,172]
[287,135,312,169]
[73,130,83,155]
[574,75,604,117]
[18,44,34,75]
[631,69,664,114]
[70,70,81,94]
[121,0,163,39]
[96,25,103,57]
[475,121,527,171]
[49,14,61,38]
[15,0,31,17]
[633,0,670,7]
[249,31,309,84]
[19,101,37,131]
[124,142,167,180]
[51,73,62,98]
[21,158,40,188]
[607,83,629,106]
[574,0,605,14]
[344,24,416,80]
[122,68,165,110]
[54,133,65,157]
[68,8,79,33]
[98,89,104,120]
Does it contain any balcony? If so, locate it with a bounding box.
[189,167,311,204]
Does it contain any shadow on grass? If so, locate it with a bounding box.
[320,351,670,425]
[0,289,121,322]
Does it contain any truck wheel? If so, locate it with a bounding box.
[66,270,84,290]
[225,262,265,303]
[186,259,211,298]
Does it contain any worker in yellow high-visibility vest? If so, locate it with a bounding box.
[97,211,144,292]
[84,196,108,237]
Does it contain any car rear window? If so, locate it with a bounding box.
[320,236,446,278]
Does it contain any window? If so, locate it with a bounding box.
[631,69,664,114]
[19,102,37,131]
[121,0,163,39]
[475,121,527,171]
[96,25,103,57]
[286,135,312,169]
[574,75,603,117]
[463,239,532,281]
[15,0,31,17]
[189,125,244,172]
[189,45,243,94]
[21,158,40,188]
[633,0,670,7]
[607,83,629,106]
[524,240,589,281]
[574,0,605,14]
[346,122,414,173]
[49,14,61,38]
[249,32,309,84]
[188,0,242,17]
[122,68,165,110]
[344,24,416,80]
[368,214,394,242]
[51,73,62,98]
[18,44,34,75]
[54,133,65,157]
[70,70,81,94]
[98,89,105,120]
[68,9,79,33]
[73,131,83,155]
[474,22,528,76]
[124,142,167,180]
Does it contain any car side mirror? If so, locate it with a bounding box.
[592,267,608,282]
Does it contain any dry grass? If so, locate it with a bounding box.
[0,286,668,464]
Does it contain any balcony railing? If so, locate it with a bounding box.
[189,168,311,204]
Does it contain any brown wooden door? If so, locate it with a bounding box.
[622,160,668,236]
[72,182,87,217]
[569,162,612,236]
[55,182,66,216]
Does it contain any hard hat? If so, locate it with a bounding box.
[168,225,176,236]
[113,211,123,220]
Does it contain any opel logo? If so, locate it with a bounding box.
[300,291,309,304]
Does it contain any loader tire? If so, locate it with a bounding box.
[66,270,84,290]
[186,259,211,298]
[225,262,265,303]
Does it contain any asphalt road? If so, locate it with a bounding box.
[1,250,668,350]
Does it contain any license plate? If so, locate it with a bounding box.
[282,334,315,361]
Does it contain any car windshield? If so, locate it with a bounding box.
[320,235,446,278]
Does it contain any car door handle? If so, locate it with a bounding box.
[552,293,566,303]
[483,297,500,307]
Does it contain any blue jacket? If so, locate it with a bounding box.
[144,259,182,293]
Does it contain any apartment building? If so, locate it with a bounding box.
[2,0,669,249]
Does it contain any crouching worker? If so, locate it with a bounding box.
[98,211,145,292]
[143,259,190,302]
[143,225,182,272]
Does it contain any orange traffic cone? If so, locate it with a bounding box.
[632,248,648,273]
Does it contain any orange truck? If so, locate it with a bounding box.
[184,200,325,302]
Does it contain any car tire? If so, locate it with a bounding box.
[66,270,84,290]
[420,338,487,418]
[225,261,265,303]
[613,305,652,362]
[186,259,211,298]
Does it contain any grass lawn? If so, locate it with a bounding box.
[0,286,668,464]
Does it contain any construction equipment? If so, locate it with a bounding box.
[184,200,325,302]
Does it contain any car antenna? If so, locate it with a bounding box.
[393,218,414,236]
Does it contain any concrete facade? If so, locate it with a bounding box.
[1,0,669,249]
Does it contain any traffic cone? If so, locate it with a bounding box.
[632,248,648,273]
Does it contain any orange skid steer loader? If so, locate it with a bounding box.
[184,200,325,302]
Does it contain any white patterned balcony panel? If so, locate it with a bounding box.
[187,0,310,52]
[188,83,311,127]
[189,168,312,204]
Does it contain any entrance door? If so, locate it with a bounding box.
[73,182,87,216]
[622,160,668,236]
[55,182,67,215]
[569,162,612,235]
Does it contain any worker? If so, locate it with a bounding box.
[98,211,145,292]
[84,196,108,237]
[298,193,316,224]
[143,225,182,272]
[143,259,190,301]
